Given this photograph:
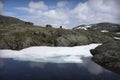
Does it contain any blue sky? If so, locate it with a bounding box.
[3,0,86,8]
[0,0,119,28]
[3,0,86,16]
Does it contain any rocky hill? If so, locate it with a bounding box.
[0,15,33,25]
[0,15,116,50]
[73,22,120,33]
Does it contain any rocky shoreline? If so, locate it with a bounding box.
[90,41,120,74]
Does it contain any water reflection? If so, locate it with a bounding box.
[30,62,47,69]
[29,57,110,75]
[0,58,120,80]
[80,57,105,75]
[0,59,4,68]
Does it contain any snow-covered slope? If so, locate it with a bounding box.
[0,44,101,63]
[113,37,120,40]
[73,25,92,30]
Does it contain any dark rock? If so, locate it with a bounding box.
[25,22,33,25]
[60,26,62,29]
[90,41,120,74]
[46,24,52,28]
[53,40,58,46]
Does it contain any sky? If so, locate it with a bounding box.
[0,0,120,28]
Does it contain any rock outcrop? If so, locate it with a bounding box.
[90,41,120,74]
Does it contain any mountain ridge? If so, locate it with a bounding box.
[73,22,120,33]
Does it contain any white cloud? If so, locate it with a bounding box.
[71,0,119,24]
[57,1,68,7]
[16,0,119,28]
[0,0,3,14]
[43,9,69,20]
[29,1,48,10]
[16,1,47,14]
[16,1,70,28]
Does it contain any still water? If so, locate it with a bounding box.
[0,57,120,80]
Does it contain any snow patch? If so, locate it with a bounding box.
[113,37,120,40]
[112,26,117,27]
[101,30,109,32]
[77,27,88,30]
[85,25,92,28]
[75,25,91,30]
[116,32,120,34]
[0,44,101,63]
